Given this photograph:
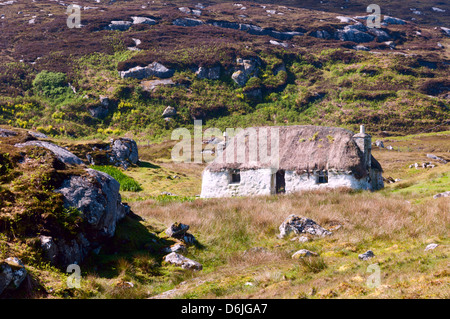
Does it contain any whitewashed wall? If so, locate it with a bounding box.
[285,171,371,193]
[200,169,274,198]
[201,168,379,198]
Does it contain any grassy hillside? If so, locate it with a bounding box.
[0,0,448,140]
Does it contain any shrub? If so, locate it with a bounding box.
[32,71,68,97]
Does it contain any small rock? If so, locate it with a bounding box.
[292,249,318,259]
[358,250,375,261]
[433,191,450,199]
[163,243,187,254]
[375,140,384,148]
[162,106,176,118]
[424,243,439,251]
[279,214,332,239]
[165,222,190,238]
[164,252,202,270]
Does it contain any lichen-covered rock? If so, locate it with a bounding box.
[164,252,203,270]
[279,214,332,238]
[14,141,84,166]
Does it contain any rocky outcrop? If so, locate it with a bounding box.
[0,128,17,137]
[173,18,204,27]
[232,57,259,86]
[279,214,332,239]
[0,257,27,295]
[15,141,84,166]
[120,62,174,80]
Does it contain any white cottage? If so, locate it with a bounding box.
[200,125,383,198]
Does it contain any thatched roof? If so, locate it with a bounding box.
[206,125,382,178]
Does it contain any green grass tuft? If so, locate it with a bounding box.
[92,165,143,192]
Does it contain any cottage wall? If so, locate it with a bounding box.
[201,169,274,198]
[285,171,371,193]
[201,168,378,198]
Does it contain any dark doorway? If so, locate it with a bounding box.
[276,170,286,194]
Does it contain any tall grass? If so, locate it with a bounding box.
[92,165,142,192]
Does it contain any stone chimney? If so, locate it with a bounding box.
[353,125,372,170]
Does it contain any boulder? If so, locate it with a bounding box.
[231,70,247,87]
[195,66,221,80]
[131,16,157,25]
[335,26,374,43]
[164,252,202,270]
[279,214,332,239]
[231,57,259,86]
[105,20,132,31]
[56,168,129,239]
[109,138,139,169]
[49,168,129,267]
[311,30,332,40]
[88,104,109,119]
[14,141,84,166]
[119,65,148,79]
[367,28,391,42]
[358,250,375,261]
[147,62,175,79]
